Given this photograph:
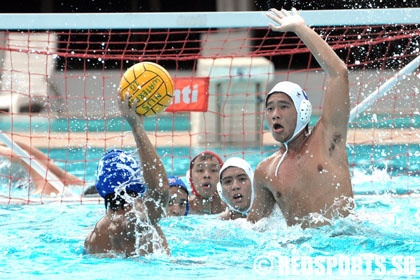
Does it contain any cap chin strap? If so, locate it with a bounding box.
[273,124,299,177]
[275,127,312,177]
[275,143,288,177]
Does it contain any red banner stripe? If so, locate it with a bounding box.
[166,77,209,112]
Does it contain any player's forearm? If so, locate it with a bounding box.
[131,124,169,197]
[294,24,347,78]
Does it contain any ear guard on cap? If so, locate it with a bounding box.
[299,98,312,124]
[266,81,312,144]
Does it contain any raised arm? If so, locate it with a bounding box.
[266,8,349,136]
[119,94,169,223]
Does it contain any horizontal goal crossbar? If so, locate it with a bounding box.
[1,8,419,30]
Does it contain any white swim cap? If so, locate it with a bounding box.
[217,157,254,214]
[266,81,312,143]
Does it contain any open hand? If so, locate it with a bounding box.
[266,8,305,33]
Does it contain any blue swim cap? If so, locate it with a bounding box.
[168,175,189,216]
[95,149,146,198]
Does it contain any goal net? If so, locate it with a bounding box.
[0,9,419,203]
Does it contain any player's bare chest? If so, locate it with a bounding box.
[264,151,321,197]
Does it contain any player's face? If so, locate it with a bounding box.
[167,187,188,216]
[191,157,221,199]
[265,92,297,143]
[220,167,252,212]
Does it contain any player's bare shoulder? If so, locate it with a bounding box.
[254,149,283,181]
[256,149,280,169]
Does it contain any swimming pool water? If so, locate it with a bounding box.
[43,143,420,194]
[0,144,419,279]
[0,114,191,133]
[0,194,419,279]
[0,113,418,133]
